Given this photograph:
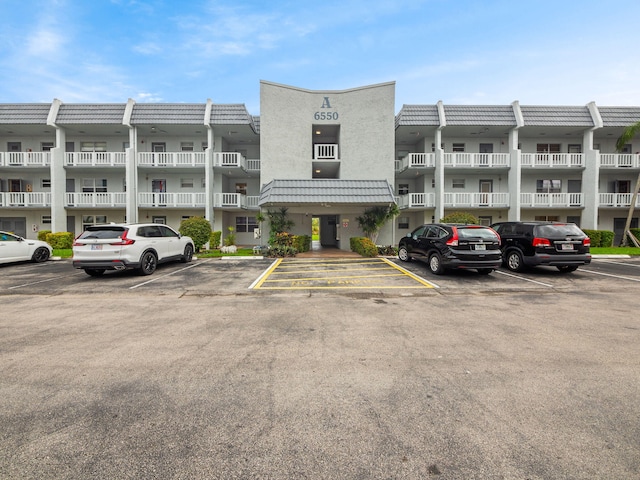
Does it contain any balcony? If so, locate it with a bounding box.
[0,192,51,207]
[521,153,584,168]
[599,153,640,169]
[396,193,435,209]
[599,193,640,208]
[139,152,205,167]
[444,192,509,208]
[395,153,435,172]
[214,193,259,209]
[66,152,126,167]
[314,144,338,160]
[213,152,260,172]
[138,192,206,208]
[66,192,126,207]
[444,153,509,168]
[0,152,50,167]
[520,193,583,207]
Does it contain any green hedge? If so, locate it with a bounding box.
[582,229,614,247]
[45,232,73,249]
[37,230,51,242]
[293,235,311,253]
[350,237,378,257]
[210,231,221,249]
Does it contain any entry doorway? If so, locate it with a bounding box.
[312,215,339,249]
[614,217,639,246]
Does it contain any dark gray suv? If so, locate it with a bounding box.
[491,221,591,273]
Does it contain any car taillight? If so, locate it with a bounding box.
[446,227,459,246]
[110,230,135,246]
[583,237,591,247]
[532,237,551,247]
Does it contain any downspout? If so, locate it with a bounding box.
[46,99,66,234]
[123,98,137,223]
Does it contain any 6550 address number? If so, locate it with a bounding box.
[314,111,339,121]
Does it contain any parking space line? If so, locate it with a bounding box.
[494,270,554,287]
[129,259,213,289]
[380,258,440,288]
[249,259,282,289]
[580,269,640,283]
[7,272,84,290]
[597,259,640,268]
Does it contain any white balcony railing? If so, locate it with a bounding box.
[599,153,640,168]
[0,152,51,167]
[213,193,260,209]
[66,152,126,167]
[314,144,338,160]
[138,192,206,207]
[66,192,126,207]
[396,193,435,209]
[520,193,583,207]
[396,153,435,172]
[444,192,509,207]
[444,152,510,168]
[0,192,51,206]
[521,153,584,168]
[139,152,205,167]
[599,193,640,207]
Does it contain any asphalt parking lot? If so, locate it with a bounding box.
[1,256,639,479]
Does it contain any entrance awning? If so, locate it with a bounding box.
[258,179,396,207]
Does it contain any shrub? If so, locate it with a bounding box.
[45,232,73,249]
[266,245,297,257]
[377,245,397,256]
[293,235,311,252]
[583,229,614,247]
[224,226,236,246]
[210,231,222,249]
[179,216,212,252]
[440,211,479,224]
[350,237,378,257]
[38,230,51,242]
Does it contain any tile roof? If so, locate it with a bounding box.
[520,106,594,127]
[259,179,396,206]
[0,104,51,124]
[598,106,640,127]
[130,103,207,124]
[443,105,516,126]
[56,104,126,124]
[395,105,439,127]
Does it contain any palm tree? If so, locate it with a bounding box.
[616,123,640,246]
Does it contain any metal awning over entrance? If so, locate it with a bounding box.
[258,179,396,206]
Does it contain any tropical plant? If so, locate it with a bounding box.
[355,204,399,243]
[224,226,236,246]
[265,207,295,245]
[616,123,640,246]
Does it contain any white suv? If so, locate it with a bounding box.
[72,223,194,276]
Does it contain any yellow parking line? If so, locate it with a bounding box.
[380,258,439,288]
[263,273,409,283]
[250,258,283,289]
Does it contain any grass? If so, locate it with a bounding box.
[590,246,640,255]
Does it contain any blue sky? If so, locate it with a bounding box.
[1,0,640,114]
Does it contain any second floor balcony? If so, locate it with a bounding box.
[66,152,126,167]
[520,192,583,207]
[139,152,206,167]
[444,192,509,208]
[444,152,510,168]
[0,191,50,207]
[0,152,50,167]
[214,193,259,209]
[396,193,436,209]
[599,193,640,207]
[521,153,584,168]
[599,153,640,169]
[66,192,126,207]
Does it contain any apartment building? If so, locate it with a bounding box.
[1,80,640,248]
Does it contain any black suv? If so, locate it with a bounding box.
[491,221,591,273]
[398,223,502,275]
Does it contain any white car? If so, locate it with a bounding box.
[72,223,194,276]
[0,231,52,265]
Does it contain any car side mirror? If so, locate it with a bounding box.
[406,233,411,238]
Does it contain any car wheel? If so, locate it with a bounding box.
[85,269,105,277]
[181,244,194,263]
[557,265,578,273]
[32,247,50,263]
[505,250,525,272]
[138,251,157,276]
[477,268,493,275]
[428,252,444,275]
[398,246,411,262]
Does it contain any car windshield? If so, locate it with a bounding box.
[458,227,498,240]
[79,227,127,239]
[536,224,584,237]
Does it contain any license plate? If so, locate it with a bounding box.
[91,244,103,250]
[474,244,486,250]
[561,243,574,251]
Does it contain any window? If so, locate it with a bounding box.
[42,215,51,224]
[41,142,54,151]
[398,217,409,229]
[201,142,208,151]
[81,142,107,152]
[235,183,247,195]
[536,179,561,193]
[452,143,465,152]
[568,144,582,153]
[619,144,632,154]
[180,178,194,188]
[536,143,561,154]
[152,216,166,224]
[478,216,492,226]
[452,179,465,188]
[398,184,409,195]
[535,215,560,222]
[82,215,107,230]
[82,178,107,193]
[41,179,51,188]
[235,216,258,233]
[181,142,194,151]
